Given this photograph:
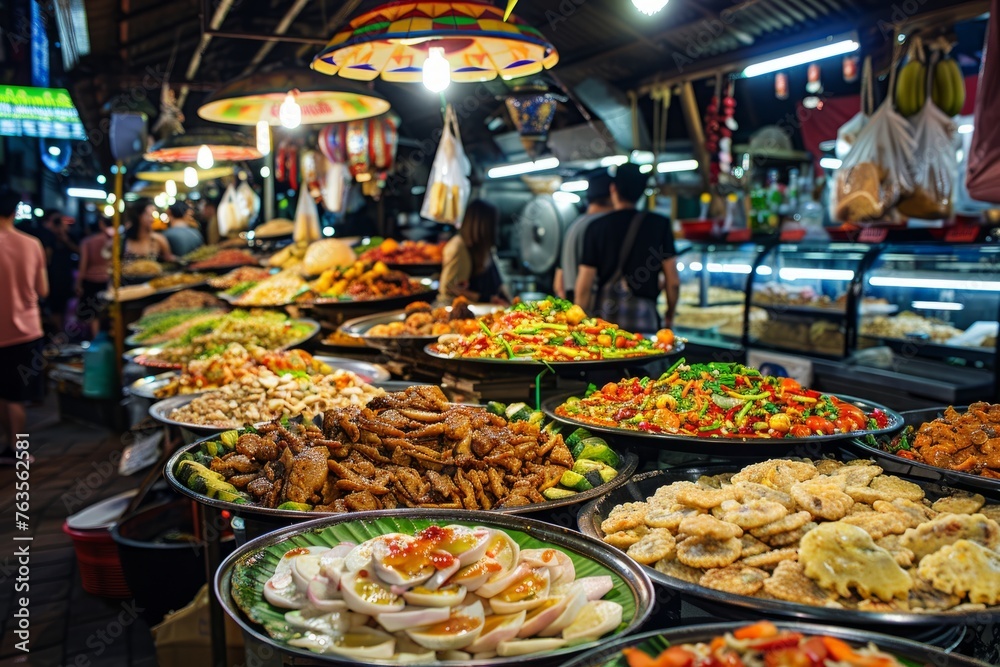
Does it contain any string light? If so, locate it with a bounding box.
[196,144,214,169]
[165,179,178,197]
[422,47,451,92]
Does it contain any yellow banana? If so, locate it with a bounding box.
[945,58,965,116]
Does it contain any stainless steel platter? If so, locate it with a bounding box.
[577,465,1000,626]
[423,340,684,373]
[339,303,500,352]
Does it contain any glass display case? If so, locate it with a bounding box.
[670,242,767,355]
[858,245,1000,359]
[746,242,874,358]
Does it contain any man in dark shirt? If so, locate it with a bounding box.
[574,162,679,329]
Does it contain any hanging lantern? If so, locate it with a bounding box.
[806,63,823,94]
[321,114,399,197]
[318,124,347,163]
[842,55,859,83]
[144,128,261,163]
[504,87,563,157]
[775,72,789,100]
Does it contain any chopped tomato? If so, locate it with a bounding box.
[763,648,811,667]
[655,646,698,667]
[805,416,835,435]
[780,377,801,391]
[733,621,779,640]
[623,648,661,667]
[602,382,619,396]
[615,336,628,349]
[789,424,811,438]
[821,637,896,667]
[748,634,804,651]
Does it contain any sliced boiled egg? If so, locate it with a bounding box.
[319,543,355,587]
[476,562,531,599]
[406,600,485,651]
[421,551,460,591]
[392,635,437,663]
[495,637,567,656]
[403,583,467,608]
[538,582,588,637]
[516,595,569,638]
[483,530,519,571]
[345,533,405,573]
[291,551,326,592]
[576,575,614,601]
[326,627,397,659]
[560,600,623,642]
[488,568,551,614]
[450,557,505,592]
[519,548,576,587]
[263,546,326,609]
[376,606,451,633]
[466,611,526,653]
[340,570,405,615]
[307,577,346,611]
[372,535,435,588]
[438,526,493,566]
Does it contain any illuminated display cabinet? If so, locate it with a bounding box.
[672,240,1000,409]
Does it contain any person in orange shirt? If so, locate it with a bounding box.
[0,189,48,464]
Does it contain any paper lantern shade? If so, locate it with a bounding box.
[198,69,390,126]
[312,1,558,84]
[144,129,261,163]
[322,115,399,183]
[319,124,347,163]
[505,90,559,156]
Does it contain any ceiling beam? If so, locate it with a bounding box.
[120,16,200,50]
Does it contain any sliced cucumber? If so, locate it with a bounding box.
[277,501,313,511]
[571,459,604,475]
[598,467,618,483]
[560,470,594,492]
[576,443,620,468]
[486,401,507,417]
[583,470,604,489]
[542,487,578,500]
[505,402,532,422]
[564,427,591,450]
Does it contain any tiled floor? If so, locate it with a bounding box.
[0,398,158,667]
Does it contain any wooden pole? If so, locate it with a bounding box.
[111,161,124,383]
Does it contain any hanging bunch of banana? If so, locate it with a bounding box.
[895,37,927,117]
[930,39,966,117]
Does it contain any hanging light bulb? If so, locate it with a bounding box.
[256,120,271,155]
[183,167,199,188]
[279,90,301,129]
[422,47,451,92]
[632,0,669,15]
[165,179,178,197]
[196,144,214,169]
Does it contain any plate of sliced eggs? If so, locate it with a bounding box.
[218,509,655,665]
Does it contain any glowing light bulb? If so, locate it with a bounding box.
[632,0,669,14]
[256,120,271,155]
[184,167,198,188]
[103,205,115,217]
[260,166,271,178]
[422,47,451,92]
[279,91,301,129]
[196,144,214,169]
[165,179,178,197]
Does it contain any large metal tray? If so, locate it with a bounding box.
[577,465,1000,627]
[423,339,685,373]
[339,303,500,352]
[216,509,654,667]
[543,392,903,454]
[559,623,989,667]
[123,317,321,368]
[128,356,390,400]
[850,406,1000,493]
[163,416,638,519]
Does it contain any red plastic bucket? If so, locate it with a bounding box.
[62,522,132,598]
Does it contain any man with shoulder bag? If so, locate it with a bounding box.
[573,163,679,332]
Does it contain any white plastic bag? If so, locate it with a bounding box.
[836,57,874,160]
[236,181,260,228]
[293,189,321,244]
[216,184,241,237]
[420,104,471,225]
[321,158,350,214]
[897,90,957,220]
[831,99,916,223]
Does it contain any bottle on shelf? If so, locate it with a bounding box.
[764,169,783,231]
[82,331,117,399]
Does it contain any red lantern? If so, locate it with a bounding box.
[318,124,346,163]
[775,72,789,100]
[320,114,399,195]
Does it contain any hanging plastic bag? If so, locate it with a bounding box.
[236,181,260,228]
[420,104,471,225]
[293,188,321,244]
[831,58,916,223]
[835,57,874,160]
[967,0,1000,203]
[321,158,350,214]
[896,61,957,220]
[216,184,241,237]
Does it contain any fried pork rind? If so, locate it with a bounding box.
[932,492,986,515]
[900,513,1000,560]
[872,498,937,529]
[766,522,817,547]
[626,528,676,564]
[600,502,648,534]
[645,505,703,529]
[654,556,704,583]
[840,511,910,540]
[604,527,648,549]
[732,481,796,512]
[908,575,963,611]
[799,521,913,602]
[731,459,818,492]
[679,513,743,540]
[847,475,925,504]
[676,535,742,568]
[763,560,836,606]
[739,534,771,557]
[829,463,883,488]
[699,565,769,595]
[741,548,798,570]
[917,540,1000,605]
[790,477,855,521]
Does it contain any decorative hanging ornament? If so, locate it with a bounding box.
[842,55,859,83]
[311,2,558,84]
[775,72,789,100]
[319,114,400,197]
[806,63,823,94]
[503,86,564,157]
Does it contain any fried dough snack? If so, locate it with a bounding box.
[599,457,1000,614]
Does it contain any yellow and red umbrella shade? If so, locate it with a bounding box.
[198,69,390,126]
[144,128,262,163]
[312,1,558,83]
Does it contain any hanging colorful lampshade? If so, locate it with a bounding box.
[134,161,235,183]
[144,128,262,163]
[504,87,562,156]
[312,1,559,84]
[318,124,347,163]
[197,69,390,126]
[319,114,399,196]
